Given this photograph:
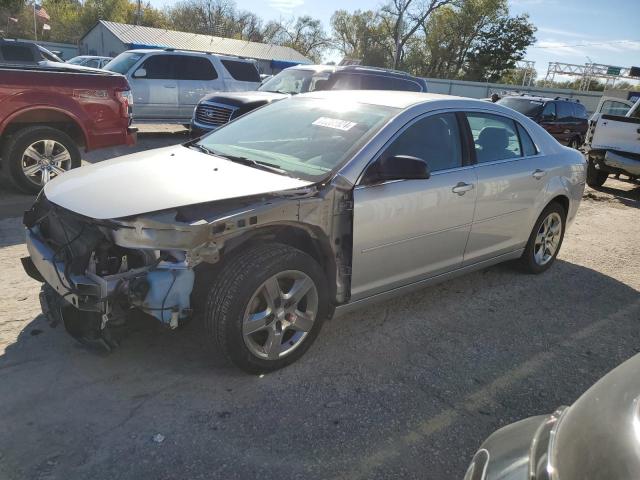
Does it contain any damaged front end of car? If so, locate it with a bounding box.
[21,180,353,350]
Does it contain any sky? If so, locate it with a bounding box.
[153,0,640,81]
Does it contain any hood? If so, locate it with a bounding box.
[43,145,312,220]
[199,90,288,108]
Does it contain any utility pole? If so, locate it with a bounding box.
[136,0,142,25]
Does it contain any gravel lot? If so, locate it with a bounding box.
[1,132,639,479]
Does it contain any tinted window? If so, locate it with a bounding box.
[556,102,573,121]
[360,75,422,92]
[175,56,217,80]
[383,113,462,172]
[467,113,521,163]
[517,123,538,156]
[541,102,556,119]
[497,97,544,117]
[85,58,100,68]
[572,103,588,119]
[140,55,175,79]
[221,59,259,82]
[1,45,35,62]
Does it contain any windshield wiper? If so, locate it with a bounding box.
[219,153,287,175]
[189,144,287,175]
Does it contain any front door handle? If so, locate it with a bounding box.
[532,169,547,180]
[164,85,177,89]
[452,182,474,195]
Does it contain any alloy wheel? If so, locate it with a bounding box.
[21,139,72,187]
[533,212,562,266]
[242,270,319,360]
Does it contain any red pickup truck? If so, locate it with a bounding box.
[0,64,136,193]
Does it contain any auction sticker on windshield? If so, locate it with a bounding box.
[312,117,358,131]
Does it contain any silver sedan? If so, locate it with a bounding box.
[23,90,587,372]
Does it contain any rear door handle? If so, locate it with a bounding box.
[532,169,547,180]
[164,85,177,89]
[452,182,474,195]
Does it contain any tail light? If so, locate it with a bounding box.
[116,88,133,120]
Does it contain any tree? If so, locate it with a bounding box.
[263,15,330,62]
[380,0,454,69]
[330,9,390,67]
[463,14,536,82]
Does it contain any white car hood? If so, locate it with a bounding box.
[43,145,312,220]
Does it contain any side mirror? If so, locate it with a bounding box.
[364,155,430,185]
[133,68,147,78]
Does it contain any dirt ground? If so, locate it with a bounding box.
[0,151,639,478]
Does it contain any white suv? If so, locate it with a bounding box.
[104,49,261,124]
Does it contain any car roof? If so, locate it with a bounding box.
[300,90,469,109]
[125,49,255,62]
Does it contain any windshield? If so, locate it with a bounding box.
[259,69,331,95]
[196,97,397,182]
[498,97,544,117]
[103,52,144,74]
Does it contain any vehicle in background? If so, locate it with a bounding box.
[22,91,585,373]
[497,95,588,149]
[583,97,640,187]
[0,38,64,65]
[0,64,136,193]
[103,49,261,124]
[190,64,428,136]
[464,353,640,480]
[67,55,113,69]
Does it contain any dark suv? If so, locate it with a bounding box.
[0,39,64,65]
[190,64,428,136]
[497,95,588,148]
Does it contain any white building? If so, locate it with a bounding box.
[79,21,311,74]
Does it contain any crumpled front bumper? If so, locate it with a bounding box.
[23,227,195,327]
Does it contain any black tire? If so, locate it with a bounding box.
[586,157,608,188]
[1,126,81,194]
[205,243,329,373]
[519,202,567,274]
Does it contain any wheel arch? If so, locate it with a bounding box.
[0,107,88,152]
[196,223,339,303]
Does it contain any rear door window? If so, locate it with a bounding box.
[556,102,573,121]
[1,45,35,62]
[175,56,218,80]
[221,59,259,82]
[329,74,362,90]
[466,113,522,163]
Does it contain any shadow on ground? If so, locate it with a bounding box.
[1,258,639,480]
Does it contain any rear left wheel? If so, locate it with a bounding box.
[519,202,566,274]
[205,243,329,373]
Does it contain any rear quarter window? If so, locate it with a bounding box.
[1,45,35,62]
[572,103,588,119]
[221,59,260,82]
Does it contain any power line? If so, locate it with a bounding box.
[531,40,640,49]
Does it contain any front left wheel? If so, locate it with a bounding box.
[205,243,329,373]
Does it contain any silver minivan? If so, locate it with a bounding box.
[104,49,261,124]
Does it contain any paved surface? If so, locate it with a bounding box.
[0,132,639,479]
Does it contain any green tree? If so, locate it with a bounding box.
[330,9,391,67]
[463,14,536,82]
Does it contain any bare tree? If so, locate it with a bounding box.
[381,0,454,68]
[263,16,331,62]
